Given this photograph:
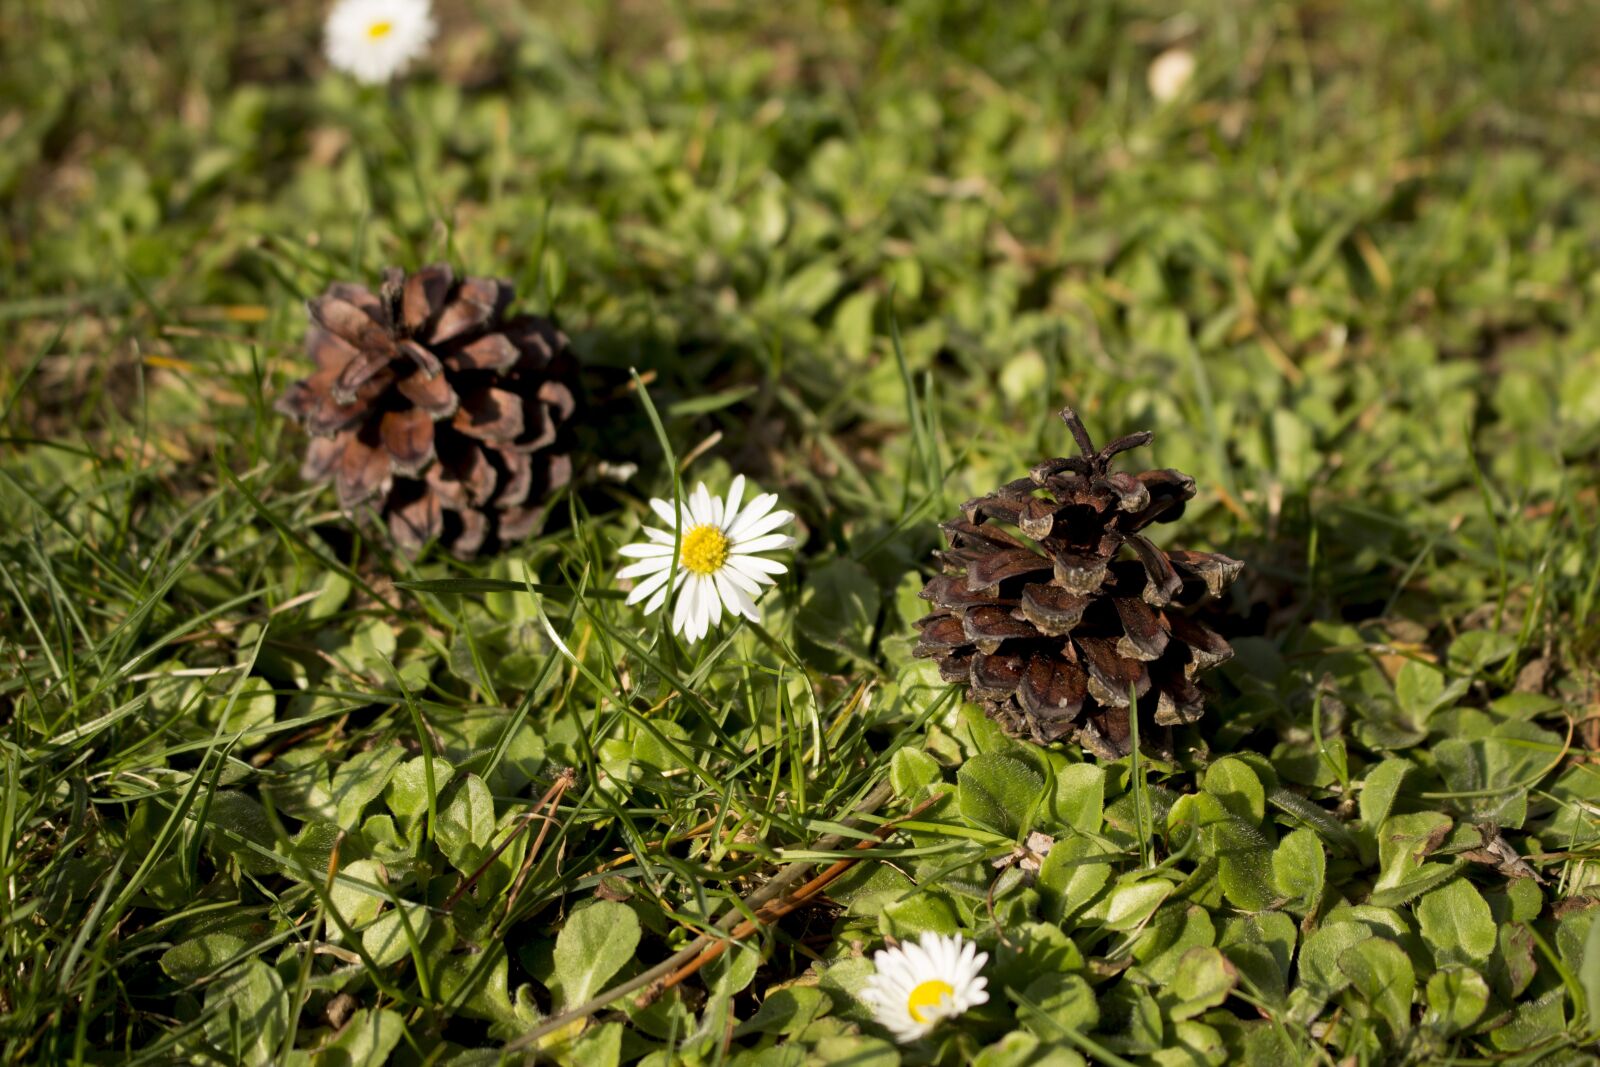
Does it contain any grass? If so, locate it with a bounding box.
[3,0,1600,1064]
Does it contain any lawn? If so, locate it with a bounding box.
[3,0,1600,1064]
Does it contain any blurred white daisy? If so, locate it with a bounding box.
[1147,46,1196,103]
[862,931,989,1043]
[325,0,435,85]
[617,477,794,643]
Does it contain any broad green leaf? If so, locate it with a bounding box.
[328,859,386,938]
[833,290,878,362]
[1149,1020,1227,1067]
[1374,811,1452,889]
[1294,922,1372,1004]
[1215,821,1275,911]
[160,932,249,982]
[1416,878,1496,965]
[1366,861,1463,909]
[631,719,691,772]
[732,987,831,1038]
[437,946,518,1026]
[313,1008,404,1067]
[211,676,276,743]
[1131,904,1215,986]
[1162,946,1237,1020]
[816,957,878,1024]
[1358,758,1412,830]
[1423,966,1489,1034]
[991,922,1085,991]
[436,774,495,874]
[553,901,641,1010]
[1395,660,1449,720]
[1219,912,1297,1005]
[1271,828,1324,910]
[384,755,455,831]
[880,890,959,939]
[1017,972,1100,1038]
[1581,906,1600,1032]
[1204,757,1265,823]
[1048,760,1105,834]
[204,792,277,875]
[889,748,942,801]
[1101,878,1174,932]
[972,1031,1086,1067]
[202,959,288,1067]
[957,752,1045,840]
[1432,720,1563,828]
[1491,922,1537,1001]
[1037,836,1115,923]
[708,940,761,1001]
[810,1036,899,1067]
[1338,937,1414,1035]
[362,901,432,967]
[777,260,843,314]
[1488,988,1567,1051]
[330,745,405,830]
[1447,630,1517,672]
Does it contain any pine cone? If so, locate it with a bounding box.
[276,264,578,559]
[913,409,1242,759]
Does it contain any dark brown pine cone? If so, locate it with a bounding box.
[913,409,1242,759]
[275,264,579,559]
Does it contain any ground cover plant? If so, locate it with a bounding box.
[3,0,1600,1063]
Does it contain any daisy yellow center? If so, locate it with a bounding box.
[906,979,955,1023]
[680,524,730,575]
[367,20,395,39]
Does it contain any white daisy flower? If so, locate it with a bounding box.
[1147,46,1197,103]
[861,931,989,1043]
[617,477,795,644]
[324,0,435,85]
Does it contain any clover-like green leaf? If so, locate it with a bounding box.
[957,752,1046,840]
[552,901,641,1010]
[1416,877,1496,966]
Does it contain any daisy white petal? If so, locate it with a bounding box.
[699,574,723,629]
[727,555,785,587]
[618,542,674,558]
[715,571,760,622]
[690,484,716,528]
[643,579,673,615]
[617,557,672,580]
[686,576,711,643]
[649,496,682,529]
[730,508,795,545]
[718,562,764,597]
[726,493,777,539]
[723,475,746,523]
[729,553,787,575]
[732,533,795,555]
[626,567,673,607]
[672,574,696,636]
